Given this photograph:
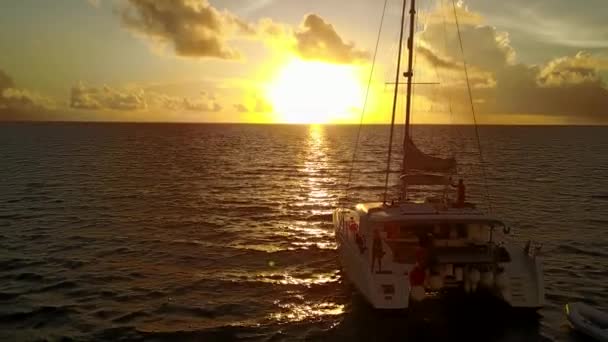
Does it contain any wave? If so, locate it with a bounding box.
[554,244,608,258]
[591,193,608,200]
[0,305,75,324]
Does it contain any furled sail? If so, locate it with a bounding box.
[404,138,456,172]
[400,173,450,186]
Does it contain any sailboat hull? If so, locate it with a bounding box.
[335,217,411,309]
[333,205,544,310]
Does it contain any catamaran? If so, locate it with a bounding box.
[333,0,544,310]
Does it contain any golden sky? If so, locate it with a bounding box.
[0,0,607,124]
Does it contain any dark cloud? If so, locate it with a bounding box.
[71,83,146,110]
[484,59,608,121]
[294,14,369,64]
[120,0,253,59]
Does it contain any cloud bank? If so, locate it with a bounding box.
[71,83,146,110]
[70,83,222,113]
[416,2,608,123]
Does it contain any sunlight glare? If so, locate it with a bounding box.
[266,59,364,124]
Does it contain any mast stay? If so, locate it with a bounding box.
[382,0,408,204]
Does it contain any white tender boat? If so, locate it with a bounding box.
[333,0,544,310]
[566,302,608,342]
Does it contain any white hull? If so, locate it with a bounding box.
[336,224,410,309]
[333,204,544,310]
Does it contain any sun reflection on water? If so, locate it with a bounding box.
[255,270,340,286]
[255,125,345,325]
[205,270,340,287]
[270,301,345,322]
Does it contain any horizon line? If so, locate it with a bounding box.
[1,120,607,127]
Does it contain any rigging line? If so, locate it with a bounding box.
[441,0,464,154]
[383,0,409,204]
[343,0,389,206]
[409,0,422,139]
[450,0,493,212]
[437,0,458,166]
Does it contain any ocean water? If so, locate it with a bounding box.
[0,123,606,341]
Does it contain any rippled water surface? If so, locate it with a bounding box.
[0,123,607,341]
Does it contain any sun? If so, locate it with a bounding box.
[266,59,364,124]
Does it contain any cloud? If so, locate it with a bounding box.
[0,69,55,120]
[258,14,370,64]
[293,14,369,64]
[118,1,368,64]
[119,0,254,59]
[420,13,514,71]
[149,91,222,112]
[71,83,147,110]
[234,97,272,113]
[417,45,460,70]
[234,103,248,112]
[538,51,608,86]
[415,2,608,123]
[71,83,223,113]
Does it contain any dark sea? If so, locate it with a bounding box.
[0,123,607,341]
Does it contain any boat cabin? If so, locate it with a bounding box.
[340,202,511,268]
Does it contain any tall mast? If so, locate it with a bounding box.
[403,0,416,170]
[400,0,416,200]
[382,0,408,204]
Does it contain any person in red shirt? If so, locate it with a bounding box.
[348,217,358,234]
[409,263,426,287]
[348,217,367,254]
[409,259,427,306]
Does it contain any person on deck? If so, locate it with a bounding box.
[348,217,358,235]
[371,228,384,272]
[451,178,466,207]
[349,217,366,254]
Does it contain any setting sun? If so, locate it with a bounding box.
[266,59,364,124]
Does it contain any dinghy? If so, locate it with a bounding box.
[565,302,608,342]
